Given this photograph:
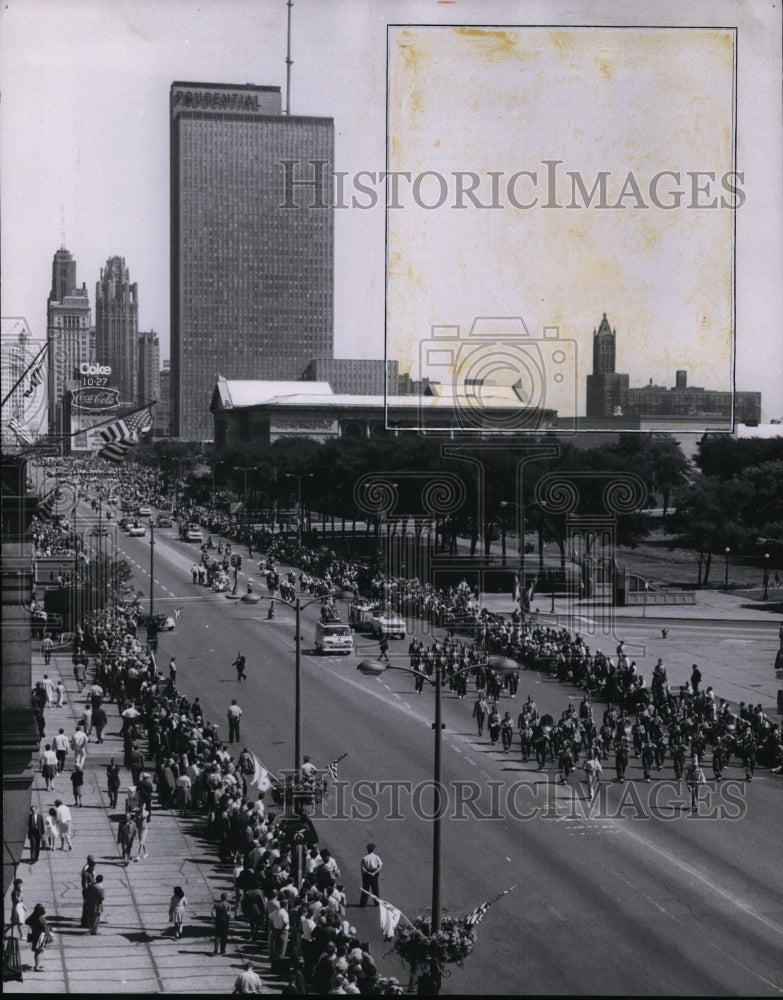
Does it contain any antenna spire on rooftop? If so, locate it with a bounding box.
[285,0,294,115]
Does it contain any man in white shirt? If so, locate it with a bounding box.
[359,843,383,907]
[54,799,73,850]
[53,728,70,773]
[227,700,243,743]
[233,960,263,994]
[71,725,89,768]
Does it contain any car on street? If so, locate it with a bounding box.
[370,610,407,639]
[127,524,146,537]
[184,524,202,542]
[138,505,152,516]
[92,524,109,536]
[157,515,173,527]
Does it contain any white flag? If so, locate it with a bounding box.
[378,898,402,940]
[250,753,272,793]
[365,891,410,939]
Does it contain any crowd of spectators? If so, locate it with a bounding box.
[52,592,403,994]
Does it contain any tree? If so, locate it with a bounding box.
[668,475,755,584]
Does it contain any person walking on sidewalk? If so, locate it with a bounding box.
[54,800,73,850]
[25,903,50,971]
[92,702,107,743]
[107,758,121,808]
[359,843,382,907]
[84,874,105,934]
[71,764,85,807]
[117,813,137,866]
[80,856,97,927]
[169,886,187,939]
[9,878,26,939]
[134,806,149,861]
[73,658,86,692]
[53,729,69,773]
[42,634,53,665]
[71,724,89,768]
[40,744,57,791]
[55,679,66,708]
[27,806,45,863]
[212,892,232,955]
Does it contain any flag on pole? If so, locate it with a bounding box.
[463,885,518,928]
[23,359,44,397]
[97,407,153,463]
[325,752,348,781]
[364,892,412,939]
[250,753,272,793]
[8,418,34,446]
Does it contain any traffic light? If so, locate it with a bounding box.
[237,555,242,570]
[230,554,237,567]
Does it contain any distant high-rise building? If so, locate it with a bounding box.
[47,247,94,437]
[300,358,399,396]
[154,361,171,437]
[626,371,761,424]
[585,313,629,418]
[95,257,139,406]
[138,330,161,407]
[170,81,335,440]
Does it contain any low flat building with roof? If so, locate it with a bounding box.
[210,376,557,446]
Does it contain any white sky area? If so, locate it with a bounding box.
[2,0,781,420]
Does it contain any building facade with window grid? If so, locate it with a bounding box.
[170,81,334,440]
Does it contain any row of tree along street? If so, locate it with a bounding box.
[134,434,783,586]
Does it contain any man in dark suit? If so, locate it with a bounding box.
[129,744,145,786]
[92,703,108,743]
[28,805,45,863]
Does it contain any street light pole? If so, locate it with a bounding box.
[500,500,525,620]
[724,546,731,591]
[286,473,313,547]
[295,597,302,775]
[432,659,443,936]
[149,519,155,617]
[763,553,770,600]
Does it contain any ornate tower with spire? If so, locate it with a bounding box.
[585,313,629,418]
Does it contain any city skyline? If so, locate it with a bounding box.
[1,1,781,422]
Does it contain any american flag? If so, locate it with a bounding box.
[463,885,517,928]
[98,407,152,463]
[8,418,34,445]
[23,359,45,397]
[325,752,348,781]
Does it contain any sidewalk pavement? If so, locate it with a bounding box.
[3,651,281,994]
[482,586,783,623]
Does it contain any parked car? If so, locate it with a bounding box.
[127,524,146,537]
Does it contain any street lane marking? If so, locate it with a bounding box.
[616,819,783,940]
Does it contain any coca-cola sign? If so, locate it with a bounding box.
[71,386,120,413]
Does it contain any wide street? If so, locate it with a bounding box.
[94,508,783,996]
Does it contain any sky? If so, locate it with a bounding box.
[2,0,781,421]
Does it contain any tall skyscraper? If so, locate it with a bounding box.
[95,256,139,406]
[585,313,629,418]
[170,81,335,440]
[138,330,161,407]
[47,247,94,437]
[154,361,171,438]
